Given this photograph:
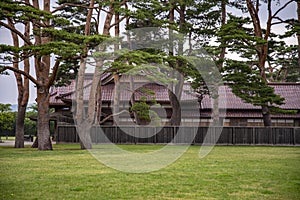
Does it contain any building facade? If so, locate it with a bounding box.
[49,74,300,127]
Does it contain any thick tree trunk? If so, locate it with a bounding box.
[74,0,95,150]
[168,89,181,126]
[113,73,120,124]
[103,1,114,35]
[76,59,93,150]
[9,16,30,148]
[169,79,183,126]
[36,90,52,150]
[211,88,221,126]
[262,105,272,127]
[113,12,120,125]
[167,4,182,126]
[15,105,26,148]
[88,63,103,125]
[78,121,92,150]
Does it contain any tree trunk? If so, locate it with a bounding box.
[297,1,300,73]
[262,105,271,127]
[9,18,29,148]
[96,75,102,123]
[211,0,226,127]
[75,0,95,149]
[103,1,114,35]
[211,86,221,126]
[88,62,103,125]
[14,105,26,148]
[218,0,226,70]
[168,89,181,126]
[36,89,52,150]
[8,13,31,148]
[78,121,92,149]
[113,73,120,124]
[31,138,38,148]
[113,12,120,125]
[129,75,139,124]
[169,75,183,126]
[76,59,93,150]
[167,4,182,126]
[246,0,272,126]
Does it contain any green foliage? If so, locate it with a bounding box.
[0,103,12,112]
[0,0,111,91]
[54,60,79,86]
[267,43,299,82]
[223,61,285,109]
[0,0,56,22]
[216,1,298,120]
[0,107,15,133]
[217,14,264,60]
[131,98,150,121]
[110,49,164,73]
[24,116,36,136]
[105,47,177,86]
[131,91,161,125]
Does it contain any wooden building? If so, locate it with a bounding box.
[49,74,300,127]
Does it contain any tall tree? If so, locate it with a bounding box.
[74,0,129,149]
[129,0,227,126]
[74,0,96,150]
[0,0,105,150]
[220,0,296,126]
[9,15,30,148]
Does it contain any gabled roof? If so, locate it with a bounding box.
[50,73,112,106]
[50,74,300,111]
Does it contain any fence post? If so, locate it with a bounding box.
[252,127,255,145]
[293,127,296,145]
[193,126,197,145]
[134,126,137,144]
[232,127,235,145]
[154,126,157,144]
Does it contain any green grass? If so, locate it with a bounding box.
[0,136,15,141]
[0,145,299,200]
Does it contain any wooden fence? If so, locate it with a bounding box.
[56,126,300,145]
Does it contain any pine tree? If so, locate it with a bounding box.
[0,0,106,150]
[220,0,296,126]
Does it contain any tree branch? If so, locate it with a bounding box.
[241,38,260,54]
[99,110,129,124]
[46,60,60,89]
[109,16,127,29]
[52,3,112,15]
[271,17,295,26]
[0,21,32,45]
[246,0,262,38]
[120,0,128,6]
[265,0,272,40]
[272,0,294,18]
[1,66,39,86]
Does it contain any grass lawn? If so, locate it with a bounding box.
[0,136,15,141]
[0,144,299,200]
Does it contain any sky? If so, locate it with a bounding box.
[0,1,297,105]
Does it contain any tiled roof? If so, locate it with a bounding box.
[50,74,300,111]
[49,81,77,106]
